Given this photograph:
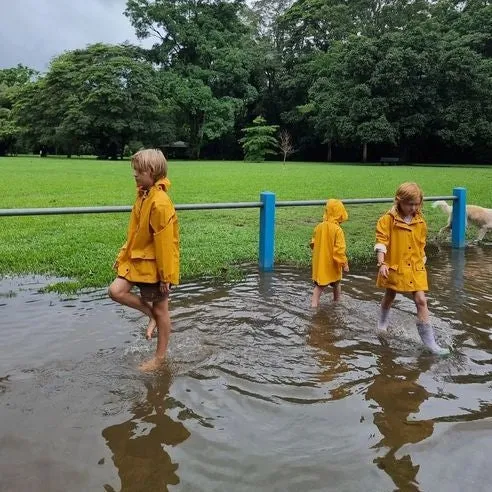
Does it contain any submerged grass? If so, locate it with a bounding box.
[0,157,490,292]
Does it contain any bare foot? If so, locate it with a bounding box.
[139,356,165,372]
[145,318,157,340]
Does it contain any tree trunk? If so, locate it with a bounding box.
[327,141,332,162]
[362,142,368,163]
[188,112,205,159]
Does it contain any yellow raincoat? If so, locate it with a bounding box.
[311,199,348,286]
[375,207,427,292]
[116,177,179,285]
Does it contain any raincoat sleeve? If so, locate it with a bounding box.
[333,227,348,266]
[150,200,179,284]
[375,214,391,254]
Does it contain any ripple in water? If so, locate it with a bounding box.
[0,245,491,491]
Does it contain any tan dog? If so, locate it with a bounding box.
[432,200,492,241]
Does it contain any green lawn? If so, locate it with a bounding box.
[0,156,490,292]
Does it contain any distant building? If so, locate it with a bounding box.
[163,141,189,159]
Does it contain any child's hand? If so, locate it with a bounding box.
[343,264,349,272]
[159,281,170,295]
[379,264,389,278]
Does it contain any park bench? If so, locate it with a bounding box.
[380,157,402,165]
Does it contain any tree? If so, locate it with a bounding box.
[125,0,257,158]
[306,37,396,162]
[246,1,293,125]
[239,116,279,161]
[0,105,18,155]
[15,44,173,159]
[278,129,295,163]
[160,70,242,159]
[0,64,38,87]
[434,37,492,149]
[0,65,38,155]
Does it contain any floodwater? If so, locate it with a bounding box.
[0,245,491,492]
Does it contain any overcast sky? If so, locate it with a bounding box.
[0,0,150,71]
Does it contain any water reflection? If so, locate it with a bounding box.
[308,308,351,392]
[0,246,491,492]
[307,297,445,490]
[366,353,434,491]
[102,368,190,492]
[450,248,465,297]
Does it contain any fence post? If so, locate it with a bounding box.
[259,191,275,271]
[451,187,466,249]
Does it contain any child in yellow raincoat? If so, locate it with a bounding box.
[374,182,448,355]
[310,199,350,307]
[108,149,179,370]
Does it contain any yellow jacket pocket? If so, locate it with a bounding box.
[130,248,156,260]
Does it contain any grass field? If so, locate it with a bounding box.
[0,156,490,292]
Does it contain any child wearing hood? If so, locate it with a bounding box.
[108,149,179,371]
[374,182,448,355]
[310,199,350,307]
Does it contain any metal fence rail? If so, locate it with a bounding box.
[276,196,457,207]
[0,189,467,271]
[0,196,456,217]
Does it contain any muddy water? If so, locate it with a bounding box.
[0,245,491,492]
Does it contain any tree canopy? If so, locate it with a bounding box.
[3,0,492,163]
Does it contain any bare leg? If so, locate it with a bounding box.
[311,285,325,308]
[378,289,396,333]
[145,302,157,339]
[108,277,154,325]
[413,290,429,323]
[381,289,397,310]
[332,281,341,301]
[140,297,172,371]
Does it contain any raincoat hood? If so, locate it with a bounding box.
[323,199,348,224]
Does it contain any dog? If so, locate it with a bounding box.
[432,200,492,241]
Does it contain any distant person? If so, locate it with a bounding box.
[374,182,448,355]
[310,199,350,307]
[108,149,179,371]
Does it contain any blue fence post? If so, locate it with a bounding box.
[451,187,467,249]
[259,191,275,271]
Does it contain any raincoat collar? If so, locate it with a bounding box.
[388,206,424,225]
[155,177,171,192]
[138,177,171,196]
